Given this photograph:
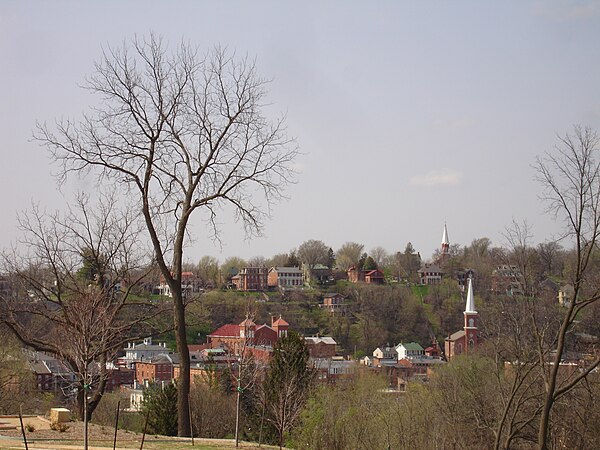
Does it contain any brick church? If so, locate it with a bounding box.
[445,277,478,360]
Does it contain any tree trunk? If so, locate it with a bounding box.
[173,284,191,436]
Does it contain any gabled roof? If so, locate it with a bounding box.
[29,360,51,375]
[272,316,289,326]
[208,324,240,338]
[418,263,444,274]
[145,353,176,364]
[396,342,424,351]
[397,358,414,367]
[365,270,384,276]
[305,336,337,345]
[188,344,210,352]
[447,330,466,341]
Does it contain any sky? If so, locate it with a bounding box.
[1,1,600,264]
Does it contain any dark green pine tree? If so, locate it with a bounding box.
[363,255,378,271]
[326,248,336,269]
[287,250,300,268]
[140,382,178,436]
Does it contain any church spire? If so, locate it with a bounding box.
[441,223,449,247]
[440,223,450,261]
[465,277,476,313]
[463,277,478,353]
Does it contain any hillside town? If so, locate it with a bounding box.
[2,7,600,448]
[5,221,600,449]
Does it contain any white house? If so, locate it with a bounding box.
[395,342,425,361]
[122,338,173,368]
[373,346,397,360]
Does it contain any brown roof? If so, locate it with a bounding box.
[272,317,289,326]
[188,344,210,352]
[209,324,240,338]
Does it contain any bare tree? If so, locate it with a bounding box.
[263,331,314,449]
[537,241,563,277]
[35,34,298,435]
[502,219,538,296]
[0,329,34,414]
[297,240,329,269]
[266,252,291,268]
[534,126,600,449]
[0,194,160,435]
[369,246,388,270]
[196,255,220,288]
[227,315,264,447]
[335,241,364,271]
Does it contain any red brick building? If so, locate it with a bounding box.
[364,269,385,284]
[231,267,268,291]
[347,267,385,284]
[135,354,175,384]
[445,278,479,360]
[207,316,289,355]
[105,366,135,391]
[305,336,337,358]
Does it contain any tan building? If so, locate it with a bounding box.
[268,266,304,288]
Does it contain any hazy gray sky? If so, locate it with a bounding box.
[2,1,600,263]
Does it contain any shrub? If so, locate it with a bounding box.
[50,422,69,432]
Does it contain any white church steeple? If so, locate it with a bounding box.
[441,223,449,247]
[440,223,450,262]
[463,277,479,352]
[465,277,476,314]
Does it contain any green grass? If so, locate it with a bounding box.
[411,284,429,300]
[421,303,441,331]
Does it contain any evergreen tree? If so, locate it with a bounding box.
[287,250,300,267]
[363,256,378,271]
[326,248,336,269]
[141,382,178,436]
[264,331,314,449]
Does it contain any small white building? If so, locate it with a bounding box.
[373,346,397,360]
[395,342,425,361]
